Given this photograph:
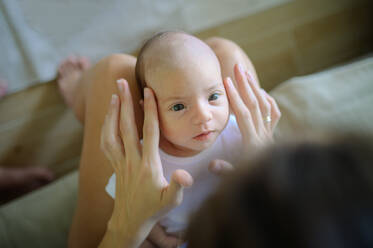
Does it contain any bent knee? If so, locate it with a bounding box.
[93,54,137,83]
[206,37,250,62]
[100,54,137,72]
[205,37,241,54]
[88,53,138,96]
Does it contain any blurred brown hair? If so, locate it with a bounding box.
[187,134,373,248]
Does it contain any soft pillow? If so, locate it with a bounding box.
[0,171,78,248]
[271,55,373,139]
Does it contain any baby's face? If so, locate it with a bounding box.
[144,35,229,156]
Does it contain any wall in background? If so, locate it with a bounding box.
[0,0,291,95]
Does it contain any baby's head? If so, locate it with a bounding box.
[135,31,229,156]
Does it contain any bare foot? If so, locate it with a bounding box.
[57,55,90,108]
[0,166,55,204]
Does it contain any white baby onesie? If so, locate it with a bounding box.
[105,115,242,234]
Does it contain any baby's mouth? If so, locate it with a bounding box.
[193,131,214,141]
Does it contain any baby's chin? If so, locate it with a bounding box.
[191,134,218,150]
[161,131,219,157]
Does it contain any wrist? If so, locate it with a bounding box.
[106,216,157,247]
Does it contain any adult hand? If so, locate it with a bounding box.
[225,63,281,151]
[99,79,193,248]
[209,64,281,175]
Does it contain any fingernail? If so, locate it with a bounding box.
[247,72,254,80]
[246,72,257,85]
[111,94,117,105]
[227,77,233,86]
[238,63,244,73]
[116,79,124,92]
[144,88,150,98]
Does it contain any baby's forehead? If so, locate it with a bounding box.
[143,34,220,86]
[144,34,216,70]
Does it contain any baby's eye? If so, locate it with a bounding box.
[171,103,185,112]
[208,93,219,101]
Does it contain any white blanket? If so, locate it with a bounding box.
[0,0,291,95]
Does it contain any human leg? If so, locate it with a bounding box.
[67,54,143,248]
[205,37,260,86]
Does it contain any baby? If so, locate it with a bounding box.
[106,31,243,235]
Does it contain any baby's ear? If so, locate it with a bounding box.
[139,99,144,110]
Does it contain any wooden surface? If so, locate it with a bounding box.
[0,0,372,180]
[0,81,83,178]
[196,0,373,90]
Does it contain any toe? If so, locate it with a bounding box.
[67,54,77,62]
[57,64,64,76]
[78,57,91,70]
[70,55,79,65]
[58,59,71,75]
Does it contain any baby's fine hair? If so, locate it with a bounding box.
[135,30,189,97]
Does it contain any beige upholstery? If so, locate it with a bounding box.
[0,171,78,248]
[272,55,373,139]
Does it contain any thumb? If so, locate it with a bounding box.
[164,169,193,208]
[148,224,183,248]
[208,159,235,176]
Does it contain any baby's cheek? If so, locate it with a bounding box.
[158,110,171,130]
[215,107,229,127]
[159,117,180,139]
[158,112,190,144]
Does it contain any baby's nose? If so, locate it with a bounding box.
[193,104,212,125]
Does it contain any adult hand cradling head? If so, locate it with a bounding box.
[99,79,193,248]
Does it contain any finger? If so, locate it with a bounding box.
[163,170,193,208]
[148,224,183,248]
[208,159,235,176]
[261,90,273,131]
[117,79,141,160]
[265,92,282,131]
[142,88,162,176]
[223,77,257,140]
[139,239,157,248]
[234,64,262,131]
[100,94,124,164]
[245,71,271,132]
